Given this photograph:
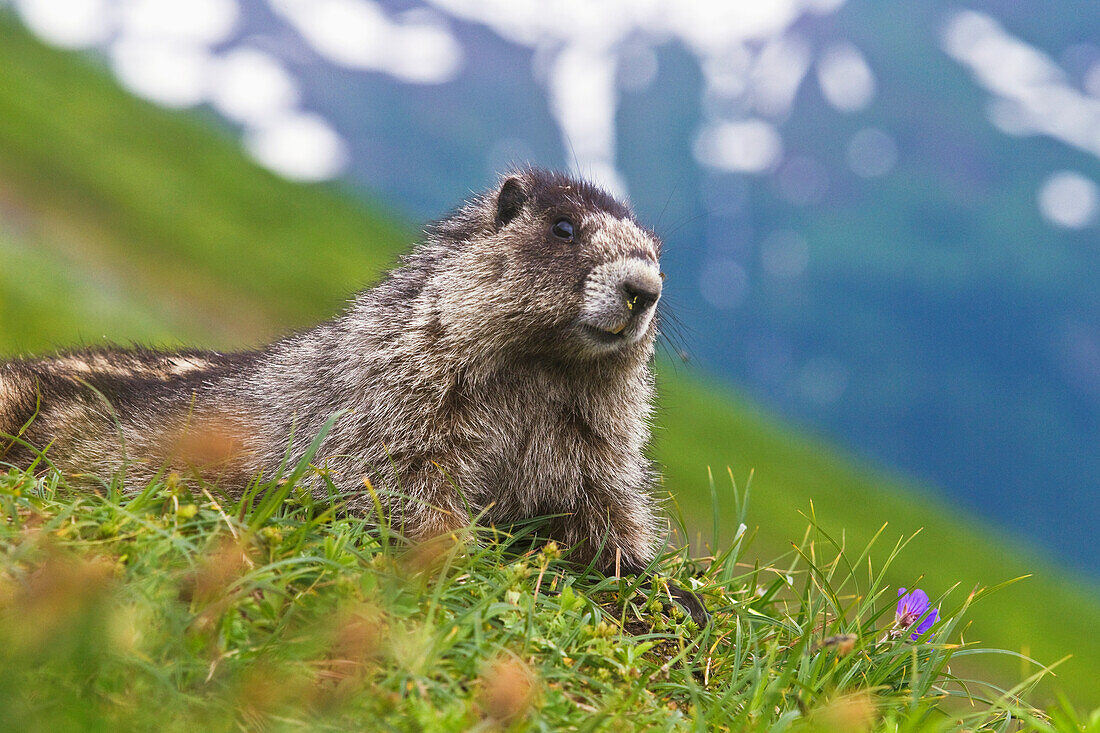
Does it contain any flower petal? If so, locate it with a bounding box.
[901,589,929,617]
[915,608,939,635]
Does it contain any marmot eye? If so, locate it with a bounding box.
[551,217,575,242]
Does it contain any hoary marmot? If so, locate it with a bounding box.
[1,169,680,583]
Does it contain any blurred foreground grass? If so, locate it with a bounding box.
[0,464,1081,731]
[1,10,1100,710]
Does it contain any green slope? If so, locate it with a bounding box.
[0,13,409,354]
[1,13,1098,705]
[655,376,1100,705]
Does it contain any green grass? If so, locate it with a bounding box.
[2,9,1100,715]
[654,378,1100,708]
[0,465,1078,731]
[0,227,201,349]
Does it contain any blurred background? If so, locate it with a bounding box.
[1,0,1099,700]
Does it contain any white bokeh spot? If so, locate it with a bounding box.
[13,0,113,49]
[694,119,783,174]
[210,48,300,127]
[117,0,239,45]
[816,42,876,112]
[244,112,351,183]
[109,36,213,108]
[269,0,463,83]
[1038,171,1099,229]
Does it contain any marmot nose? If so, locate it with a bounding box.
[623,280,661,313]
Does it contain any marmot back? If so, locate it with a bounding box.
[0,169,667,572]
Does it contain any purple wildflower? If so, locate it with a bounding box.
[895,588,938,641]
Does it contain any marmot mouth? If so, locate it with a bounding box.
[582,323,630,345]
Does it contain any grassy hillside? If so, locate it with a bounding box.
[0,467,1071,731]
[1,12,1099,708]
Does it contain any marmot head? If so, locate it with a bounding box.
[429,169,664,364]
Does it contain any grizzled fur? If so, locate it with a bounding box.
[0,169,667,571]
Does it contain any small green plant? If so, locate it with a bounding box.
[0,460,1089,731]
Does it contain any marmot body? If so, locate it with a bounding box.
[0,169,666,571]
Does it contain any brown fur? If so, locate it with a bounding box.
[0,169,668,571]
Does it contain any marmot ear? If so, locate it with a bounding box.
[494,177,528,230]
